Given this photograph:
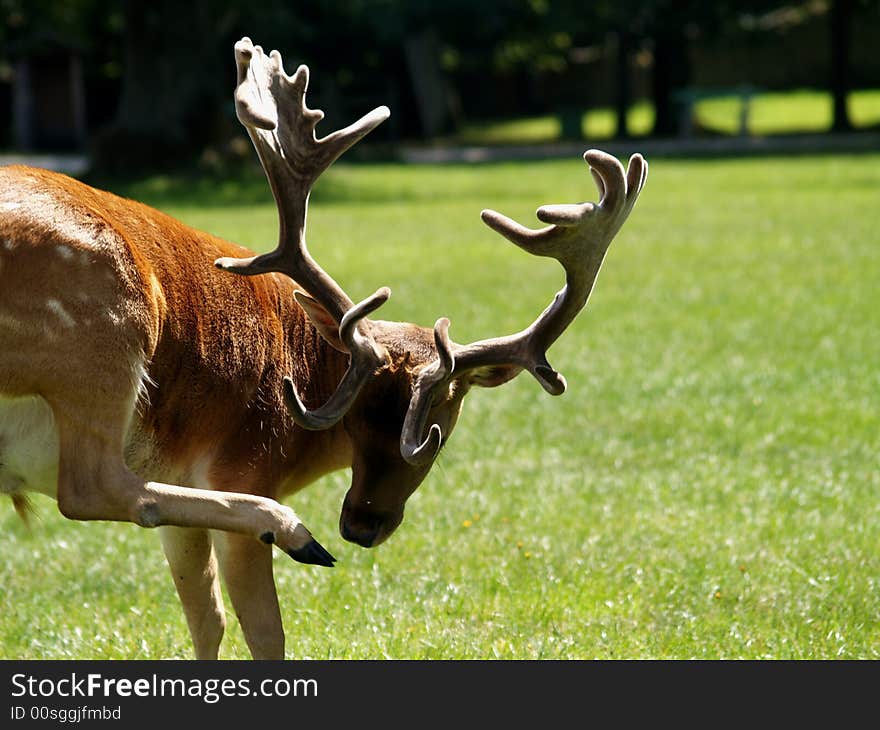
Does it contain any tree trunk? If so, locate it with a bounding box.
[404,30,455,139]
[614,31,632,140]
[12,60,33,151]
[651,28,690,138]
[830,0,853,133]
[93,0,227,172]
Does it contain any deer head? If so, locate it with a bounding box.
[217,39,648,548]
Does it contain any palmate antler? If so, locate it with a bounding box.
[215,39,647,458]
[400,150,648,464]
[215,38,392,429]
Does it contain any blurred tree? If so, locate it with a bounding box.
[93,0,244,171]
[4,0,876,167]
[0,0,115,56]
[830,0,853,131]
[732,0,873,134]
[0,0,123,149]
[375,0,581,136]
[614,29,634,139]
[581,1,742,138]
[637,1,746,138]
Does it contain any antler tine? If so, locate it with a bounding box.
[465,150,647,381]
[215,38,395,432]
[400,150,648,465]
[284,287,390,430]
[399,318,455,465]
[214,37,391,324]
[479,209,555,251]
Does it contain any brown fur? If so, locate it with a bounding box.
[0,165,353,493]
[0,165,457,659]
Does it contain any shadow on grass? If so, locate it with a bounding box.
[85,165,276,209]
[83,158,578,210]
[84,131,880,212]
[85,165,442,210]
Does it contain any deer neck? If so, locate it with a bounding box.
[274,285,355,494]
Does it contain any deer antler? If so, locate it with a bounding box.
[215,38,391,429]
[401,150,648,464]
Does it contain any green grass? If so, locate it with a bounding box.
[455,89,880,143]
[456,101,654,144]
[698,88,880,135]
[2,152,879,659]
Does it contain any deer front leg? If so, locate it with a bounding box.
[160,526,226,659]
[215,531,285,660]
[54,419,336,567]
[135,481,336,565]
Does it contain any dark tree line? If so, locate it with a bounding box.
[0,0,875,171]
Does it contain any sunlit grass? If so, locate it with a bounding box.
[456,102,653,144]
[698,88,880,135]
[456,115,560,145]
[2,152,878,659]
[454,89,880,143]
[584,101,654,139]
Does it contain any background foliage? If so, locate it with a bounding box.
[1,0,879,170]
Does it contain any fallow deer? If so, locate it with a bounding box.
[0,38,647,659]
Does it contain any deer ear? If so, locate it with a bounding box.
[466,365,522,389]
[294,290,346,352]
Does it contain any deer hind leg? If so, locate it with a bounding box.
[215,531,285,660]
[160,526,226,659]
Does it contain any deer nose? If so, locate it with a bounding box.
[340,516,381,548]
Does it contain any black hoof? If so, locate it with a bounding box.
[287,539,337,567]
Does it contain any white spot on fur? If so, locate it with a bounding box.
[2,239,14,250]
[55,245,75,260]
[0,202,21,211]
[46,298,76,327]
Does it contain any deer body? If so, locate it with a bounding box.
[0,164,351,500]
[1,38,647,660]
[1,164,357,658]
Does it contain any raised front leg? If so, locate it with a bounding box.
[135,480,335,565]
[53,412,336,567]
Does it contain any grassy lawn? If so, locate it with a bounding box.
[456,88,880,143]
[455,101,655,144]
[1,151,878,659]
[698,88,880,135]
